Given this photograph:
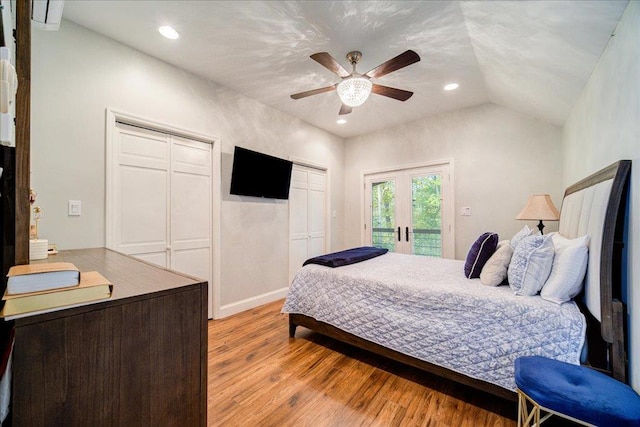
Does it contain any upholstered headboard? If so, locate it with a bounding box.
[558,160,631,382]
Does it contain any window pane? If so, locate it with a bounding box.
[411,174,442,257]
[371,181,396,252]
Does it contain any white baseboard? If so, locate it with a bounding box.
[216,287,289,318]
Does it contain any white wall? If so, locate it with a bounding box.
[563,1,640,390]
[30,20,345,313]
[344,103,563,259]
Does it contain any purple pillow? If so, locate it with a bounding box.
[464,232,499,279]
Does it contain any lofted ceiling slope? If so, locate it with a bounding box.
[61,1,628,138]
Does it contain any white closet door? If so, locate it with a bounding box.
[109,123,213,288]
[111,123,170,267]
[307,169,326,257]
[289,167,310,282]
[170,135,212,287]
[289,165,326,284]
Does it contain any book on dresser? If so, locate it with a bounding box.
[0,271,113,320]
[6,262,81,295]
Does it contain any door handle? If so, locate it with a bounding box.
[405,227,409,242]
[397,227,401,242]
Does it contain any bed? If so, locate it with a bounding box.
[282,160,631,401]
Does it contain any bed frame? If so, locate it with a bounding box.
[289,160,631,401]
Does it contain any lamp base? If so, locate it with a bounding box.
[537,220,545,235]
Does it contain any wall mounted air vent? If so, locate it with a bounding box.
[31,0,64,31]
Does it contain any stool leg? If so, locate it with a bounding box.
[518,389,544,427]
[518,391,524,427]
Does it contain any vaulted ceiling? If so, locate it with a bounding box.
[61,1,629,138]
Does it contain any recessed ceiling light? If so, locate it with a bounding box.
[444,83,459,91]
[159,26,179,40]
[337,119,347,125]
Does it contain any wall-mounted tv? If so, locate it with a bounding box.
[230,146,293,200]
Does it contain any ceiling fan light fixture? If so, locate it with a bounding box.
[337,76,372,107]
[444,83,459,91]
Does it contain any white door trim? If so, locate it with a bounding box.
[105,108,221,319]
[360,159,455,258]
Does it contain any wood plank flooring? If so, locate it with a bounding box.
[207,300,569,426]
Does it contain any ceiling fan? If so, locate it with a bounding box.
[290,50,420,115]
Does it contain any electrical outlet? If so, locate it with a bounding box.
[461,207,471,216]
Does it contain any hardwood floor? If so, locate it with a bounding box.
[208,299,532,426]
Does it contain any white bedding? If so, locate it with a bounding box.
[282,252,586,391]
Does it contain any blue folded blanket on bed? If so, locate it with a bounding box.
[303,246,389,268]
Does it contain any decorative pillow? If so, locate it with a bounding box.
[540,233,590,304]
[464,232,499,279]
[508,234,555,296]
[480,241,514,286]
[510,225,533,250]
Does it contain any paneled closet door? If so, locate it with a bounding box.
[108,122,213,295]
[170,135,212,288]
[110,123,170,267]
[289,164,326,284]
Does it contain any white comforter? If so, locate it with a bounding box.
[282,252,586,391]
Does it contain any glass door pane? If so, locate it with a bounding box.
[411,174,442,257]
[371,180,397,252]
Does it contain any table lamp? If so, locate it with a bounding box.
[516,194,560,235]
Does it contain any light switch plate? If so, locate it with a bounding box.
[68,200,82,216]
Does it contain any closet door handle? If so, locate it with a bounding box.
[405,227,409,242]
[397,227,401,242]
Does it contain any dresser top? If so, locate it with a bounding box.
[13,247,205,325]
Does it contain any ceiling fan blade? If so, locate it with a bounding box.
[371,84,414,101]
[339,104,352,115]
[364,50,420,79]
[310,52,351,78]
[290,85,336,100]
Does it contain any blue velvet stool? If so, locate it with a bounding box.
[514,356,640,427]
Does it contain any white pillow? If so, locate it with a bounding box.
[540,233,590,304]
[480,241,513,286]
[510,225,532,250]
[508,234,555,296]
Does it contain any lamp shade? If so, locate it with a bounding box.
[336,76,372,107]
[516,194,560,221]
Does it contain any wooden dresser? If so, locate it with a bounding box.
[7,248,207,426]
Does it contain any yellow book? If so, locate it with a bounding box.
[6,262,80,295]
[1,271,113,320]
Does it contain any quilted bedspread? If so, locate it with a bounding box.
[282,252,586,391]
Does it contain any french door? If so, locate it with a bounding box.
[364,164,453,258]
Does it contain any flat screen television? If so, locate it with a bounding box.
[230,146,293,199]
